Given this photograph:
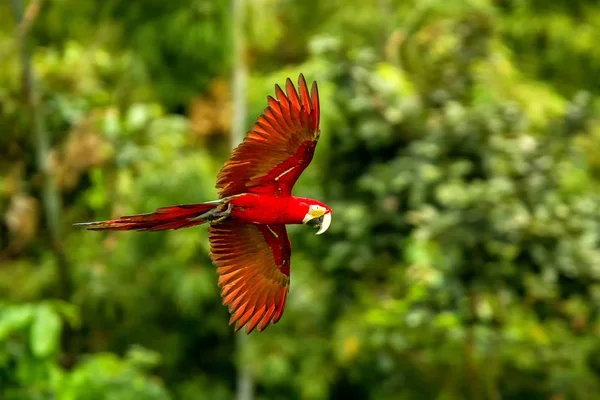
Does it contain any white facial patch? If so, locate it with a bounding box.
[302,205,326,223]
[302,205,332,235]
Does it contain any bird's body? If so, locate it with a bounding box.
[229,194,329,225]
[76,74,331,333]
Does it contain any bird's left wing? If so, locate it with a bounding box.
[209,221,291,333]
[216,74,320,198]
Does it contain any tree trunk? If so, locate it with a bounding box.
[231,0,253,399]
[11,0,71,301]
[11,0,74,368]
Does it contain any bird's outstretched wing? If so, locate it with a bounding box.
[209,221,291,333]
[216,74,320,198]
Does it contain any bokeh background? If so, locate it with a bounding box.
[2,0,600,399]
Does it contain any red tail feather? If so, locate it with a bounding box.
[74,202,221,231]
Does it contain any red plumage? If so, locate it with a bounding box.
[76,74,332,333]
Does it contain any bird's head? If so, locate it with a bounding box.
[302,201,332,235]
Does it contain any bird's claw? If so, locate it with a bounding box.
[210,203,233,223]
[190,203,233,224]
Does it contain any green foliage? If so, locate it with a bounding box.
[1,0,600,399]
[315,4,600,398]
[0,302,169,399]
[55,348,171,400]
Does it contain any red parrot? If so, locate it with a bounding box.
[76,74,332,333]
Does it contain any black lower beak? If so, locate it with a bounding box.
[306,215,323,228]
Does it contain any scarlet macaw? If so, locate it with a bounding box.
[76,74,332,333]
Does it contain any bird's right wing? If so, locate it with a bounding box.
[209,221,291,333]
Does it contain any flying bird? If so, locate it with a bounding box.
[75,74,332,333]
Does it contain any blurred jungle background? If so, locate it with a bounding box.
[2,0,600,399]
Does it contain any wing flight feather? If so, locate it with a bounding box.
[209,221,291,333]
[216,74,320,197]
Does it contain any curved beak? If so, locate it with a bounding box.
[305,212,332,235]
[316,212,331,235]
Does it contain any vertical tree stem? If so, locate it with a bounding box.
[231,0,253,399]
[465,286,481,400]
[232,0,248,148]
[11,0,71,301]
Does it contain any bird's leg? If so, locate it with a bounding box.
[189,203,233,223]
[209,203,233,223]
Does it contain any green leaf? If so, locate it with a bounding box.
[0,304,35,341]
[30,304,62,358]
